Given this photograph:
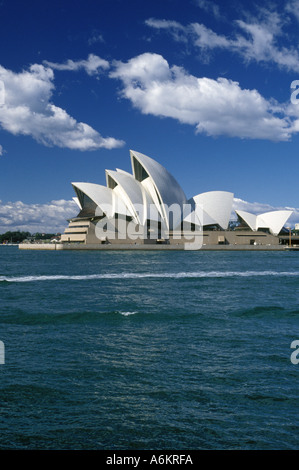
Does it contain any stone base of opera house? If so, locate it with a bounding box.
[19,229,290,251]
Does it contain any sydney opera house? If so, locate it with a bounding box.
[58,150,294,249]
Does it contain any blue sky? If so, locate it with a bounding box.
[1,0,299,232]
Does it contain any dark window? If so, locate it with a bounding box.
[133,157,149,182]
[107,175,118,189]
[75,189,97,218]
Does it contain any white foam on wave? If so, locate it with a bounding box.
[0,270,299,283]
[118,311,137,316]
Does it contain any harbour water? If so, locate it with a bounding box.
[0,246,298,449]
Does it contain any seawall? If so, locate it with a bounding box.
[18,243,286,251]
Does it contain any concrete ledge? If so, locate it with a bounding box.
[19,243,64,250]
[19,243,286,251]
[201,244,284,251]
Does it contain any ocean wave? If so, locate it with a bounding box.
[0,270,299,283]
[118,311,137,316]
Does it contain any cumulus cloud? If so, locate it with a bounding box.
[43,53,109,76]
[145,6,299,72]
[0,199,78,233]
[110,52,295,141]
[0,62,124,150]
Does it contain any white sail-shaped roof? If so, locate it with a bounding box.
[235,210,258,231]
[194,191,233,229]
[235,209,293,236]
[130,150,187,229]
[105,169,159,224]
[72,182,128,218]
[258,211,293,235]
[115,168,133,176]
[184,191,234,229]
[72,197,82,209]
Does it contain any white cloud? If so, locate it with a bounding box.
[110,52,294,141]
[0,144,3,156]
[0,62,124,150]
[145,18,188,43]
[0,199,78,233]
[232,11,299,71]
[145,18,185,30]
[88,32,105,46]
[145,7,299,73]
[286,0,299,22]
[196,0,221,19]
[43,54,109,76]
[191,23,231,49]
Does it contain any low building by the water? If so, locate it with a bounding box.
[55,150,294,250]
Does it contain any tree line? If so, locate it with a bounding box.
[0,231,59,243]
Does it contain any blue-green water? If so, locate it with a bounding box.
[0,246,298,450]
